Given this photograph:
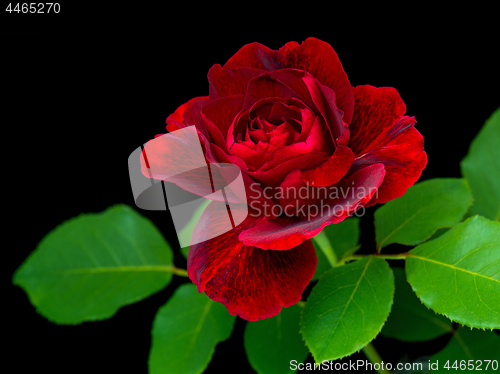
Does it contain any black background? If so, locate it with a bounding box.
[4,6,499,374]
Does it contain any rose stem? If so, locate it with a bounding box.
[362,342,392,374]
[162,266,189,277]
[312,231,338,267]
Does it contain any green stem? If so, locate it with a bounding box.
[296,300,306,308]
[362,343,391,374]
[165,266,189,277]
[336,254,365,266]
[376,253,409,260]
[312,231,338,267]
[496,207,500,222]
[341,253,408,264]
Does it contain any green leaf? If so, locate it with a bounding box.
[427,227,449,241]
[149,284,235,374]
[244,304,308,374]
[406,215,500,330]
[431,327,500,372]
[312,217,360,281]
[381,267,453,341]
[13,204,173,324]
[301,256,394,362]
[375,178,473,250]
[461,107,500,221]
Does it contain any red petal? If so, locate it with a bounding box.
[283,38,354,124]
[247,152,329,188]
[239,163,386,250]
[352,118,427,206]
[182,97,211,140]
[348,85,406,156]
[303,73,346,141]
[201,116,226,153]
[278,41,299,56]
[208,65,264,100]
[222,42,285,70]
[279,169,318,210]
[202,95,244,139]
[272,116,331,158]
[211,142,248,171]
[242,73,303,110]
[349,86,427,205]
[337,127,350,146]
[302,145,355,187]
[166,96,208,132]
[267,69,317,110]
[188,202,316,321]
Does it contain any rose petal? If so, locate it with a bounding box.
[230,126,292,170]
[303,74,346,142]
[282,37,354,124]
[302,145,355,187]
[268,100,303,123]
[182,96,211,141]
[166,96,208,132]
[279,169,318,211]
[349,85,427,205]
[337,127,350,146]
[272,116,332,158]
[208,65,264,100]
[188,202,316,321]
[352,117,427,206]
[242,73,304,110]
[222,43,285,70]
[348,85,407,156]
[239,163,386,250]
[247,152,329,188]
[211,142,248,171]
[267,69,317,111]
[202,95,244,136]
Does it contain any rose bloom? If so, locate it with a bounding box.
[143,38,426,321]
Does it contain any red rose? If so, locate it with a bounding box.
[142,38,427,321]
